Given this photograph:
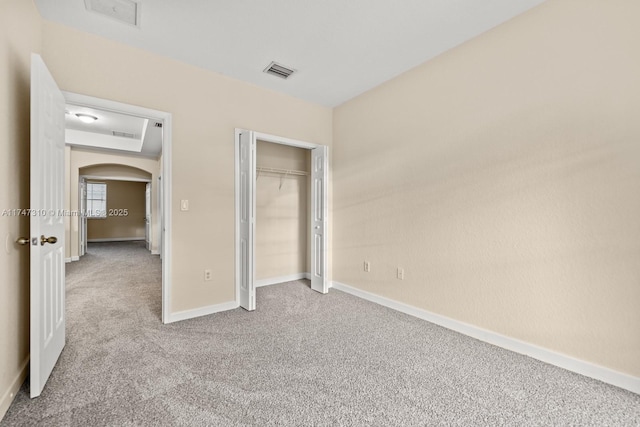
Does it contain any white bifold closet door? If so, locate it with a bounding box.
[238,130,256,311]
[310,146,328,294]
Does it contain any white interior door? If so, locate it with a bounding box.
[159,176,163,259]
[238,131,256,310]
[30,54,66,398]
[310,146,328,293]
[79,178,86,256]
[145,182,151,250]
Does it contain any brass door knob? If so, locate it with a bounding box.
[40,235,57,245]
[16,237,30,246]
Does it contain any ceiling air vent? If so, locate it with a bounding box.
[84,0,140,27]
[112,131,136,139]
[263,62,295,80]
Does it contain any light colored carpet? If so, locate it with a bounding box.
[2,241,639,426]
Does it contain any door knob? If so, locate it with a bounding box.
[40,235,57,245]
[16,237,30,246]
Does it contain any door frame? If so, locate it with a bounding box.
[145,182,151,250]
[63,92,173,324]
[234,129,329,308]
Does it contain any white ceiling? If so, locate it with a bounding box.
[65,104,163,157]
[34,0,546,108]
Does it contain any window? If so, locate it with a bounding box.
[86,182,107,218]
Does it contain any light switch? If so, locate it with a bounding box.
[180,200,189,211]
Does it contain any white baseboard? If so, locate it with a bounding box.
[0,357,28,421]
[165,300,239,324]
[71,256,79,262]
[256,273,310,288]
[87,237,145,243]
[65,257,71,263]
[331,281,640,395]
[151,250,160,255]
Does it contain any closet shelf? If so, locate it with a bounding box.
[256,166,308,177]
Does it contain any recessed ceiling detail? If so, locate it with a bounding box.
[112,131,136,139]
[64,104,162,157]
[263,62,295,80]
[84,0,140,27]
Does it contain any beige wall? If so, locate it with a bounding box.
[41,21,333,312]
[0,0,41,419]
[81,163,153,181]
[5,0,635,417]
[86,180,147,241]
[68,148,160,258]
[333,0,640,377]
[256,141,309,280]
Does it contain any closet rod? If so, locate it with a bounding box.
[256,166,308,176]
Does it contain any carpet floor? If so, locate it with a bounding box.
[2,241,639,426]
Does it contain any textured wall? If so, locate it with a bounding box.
[41,21,333,312]
[333,0,640,376]
[0,0,42,418]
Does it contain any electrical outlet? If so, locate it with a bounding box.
[364,261,371,272]
[204,269,212,281]
[397,267,404,280]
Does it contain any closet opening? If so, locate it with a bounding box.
[255,141,310,288]
[235,129,328,311]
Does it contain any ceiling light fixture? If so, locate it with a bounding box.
[76,113,98,123]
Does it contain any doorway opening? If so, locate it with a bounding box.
[235,129,328,311]
[63,92,172,323]
[79,175,151,255]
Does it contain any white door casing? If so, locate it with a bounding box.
[145,182,151,250]
[63,91,172,323]
[238,130,256,310]
[79,178,86,257]
[310,146,328,294]
[158,176,163,259]
[30,54,66,398]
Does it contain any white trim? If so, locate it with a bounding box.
[234,128,241,307]
[254,131,318,150]
[65,143,159,160]
[331,281,640,395]
[63,91,173,325]
[65,257,72,263]
[0,357,28,420]
[255,273,310,288]
[71,256,79,262]
[166,300,239,324]
[161,115,172,325]
[81,175,151,183]
[87,237,145,242]
[151,250,160,255]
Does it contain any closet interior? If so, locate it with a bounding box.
[255,140,311,285]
